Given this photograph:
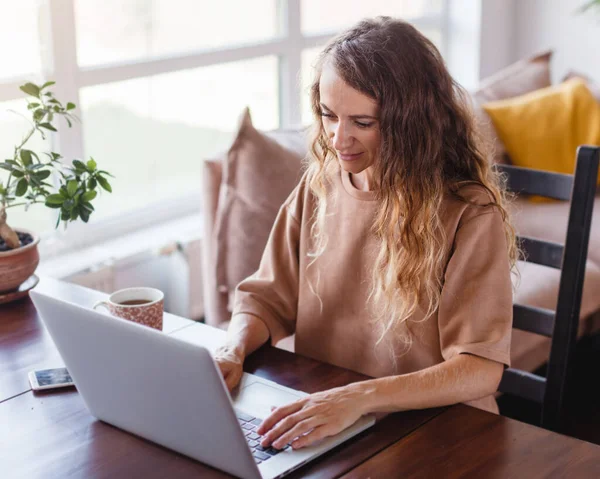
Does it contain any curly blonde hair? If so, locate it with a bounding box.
[305,17,519,350]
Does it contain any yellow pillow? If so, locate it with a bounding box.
[482,78,600,182]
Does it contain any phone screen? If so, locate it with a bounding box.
[35,368,73,386]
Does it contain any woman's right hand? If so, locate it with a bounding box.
[214,344,245,392]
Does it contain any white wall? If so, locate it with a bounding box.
[479,0,518,79]
[448,0,519,88]
[514,0,600,83]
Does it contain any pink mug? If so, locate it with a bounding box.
[93,287,164,331]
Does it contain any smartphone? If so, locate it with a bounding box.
[28,367,75,391]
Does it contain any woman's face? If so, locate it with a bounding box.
[318,62,381,176]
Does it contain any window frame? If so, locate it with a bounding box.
[0,0,450,259]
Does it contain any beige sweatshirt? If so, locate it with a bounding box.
[233,165,513,413]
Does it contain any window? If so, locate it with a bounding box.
[79,56,279,219]
[301,0,443,35]
[0,0,448,257]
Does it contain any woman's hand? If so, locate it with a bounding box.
[256,384,368,450]
[213,344,244,392]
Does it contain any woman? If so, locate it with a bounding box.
[214,16,518,451]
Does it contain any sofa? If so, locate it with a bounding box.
[201,52,600,374]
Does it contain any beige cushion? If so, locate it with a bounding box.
[201,159,230,327]
[511,260,600,372]
[510,196,600,267]
[508,196,600,372]
[471,50,553,166]
[213,108,307,311]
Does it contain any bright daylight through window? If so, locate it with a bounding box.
[0,0,446,256]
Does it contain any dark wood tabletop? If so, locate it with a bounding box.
[2,277,600,478]
[0,279,444,478]
[342,403,600,479]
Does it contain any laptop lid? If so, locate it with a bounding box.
[29,290,261,479]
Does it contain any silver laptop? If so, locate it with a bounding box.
[29,290,375,479]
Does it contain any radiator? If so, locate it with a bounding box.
[63,238,204,320]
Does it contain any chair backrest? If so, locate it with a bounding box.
[496,146,600,431]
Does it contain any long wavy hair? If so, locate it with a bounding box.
[305,17,519,349]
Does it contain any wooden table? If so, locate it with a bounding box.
[1,277,600,478]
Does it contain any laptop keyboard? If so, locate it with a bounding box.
[235,410,291,465]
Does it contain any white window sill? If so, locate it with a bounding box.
[37,213,203,279]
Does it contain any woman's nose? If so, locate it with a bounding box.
[332,124,353,151]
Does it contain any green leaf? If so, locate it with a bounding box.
[81,201,94,213]
[66,102,76,110]
[11,170,24,178]
[29,175,41,187]
[87,178,97,190]
[41,81,56,90]
[45,201,62,209]
[46,194,64,205]
[67,180,78,197]
[87,158,97,171]
[0,164,14,172]
[80,207,90,223]
[16,178,28,196]
[35,170,52,180]
[82,190,97,202]
[70,208,78,220]
[39,122,57,132]
[20,149,33,166]
[65,117,72,128]
[27,102,40,109]
[33,109,45,122]
[61,209,70,221]
[72,159,87,171]
[29,164,45,171]
[20,83,40,98]
[97,176,112,192]
[59,186,69,198]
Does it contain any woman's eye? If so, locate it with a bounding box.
[319,112,335,119]
[356,121,373,128]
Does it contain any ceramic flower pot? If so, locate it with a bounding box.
[0,228,40,293]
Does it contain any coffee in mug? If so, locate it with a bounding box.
[93,287,164,330]
[118,299,153,306]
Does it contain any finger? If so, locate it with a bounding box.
[260,407,314,447]
[225,369,241,391]
[216,361,231,377]
[271,417,322,450]
[290,424,333,450]
[257,400,305,435]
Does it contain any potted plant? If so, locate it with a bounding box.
[0,81,113,295]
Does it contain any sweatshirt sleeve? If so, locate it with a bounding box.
[231,194,301,345]
[438,205,513,367]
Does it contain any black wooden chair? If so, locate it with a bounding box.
[496,145,600,431]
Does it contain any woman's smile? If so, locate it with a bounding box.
[337,151,364,161]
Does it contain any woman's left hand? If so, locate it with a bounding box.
[256,384,368,450]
